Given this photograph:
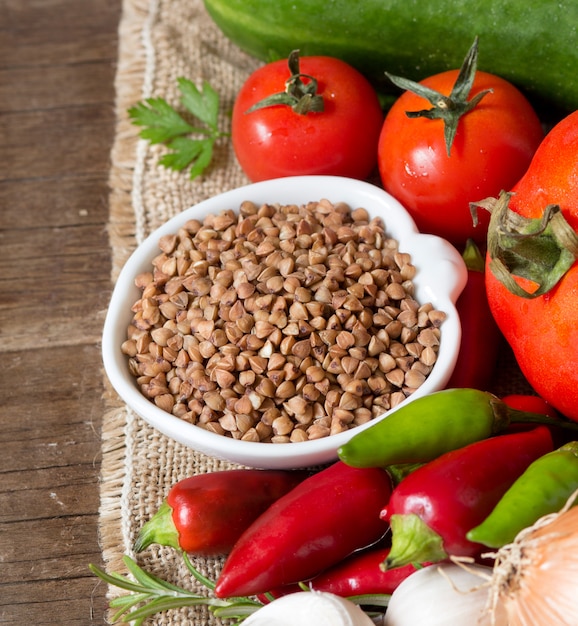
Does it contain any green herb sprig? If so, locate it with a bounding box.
[89,552,262,625]
[128,78,228,180]
[90,552,390,624]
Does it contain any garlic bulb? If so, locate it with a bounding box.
[383,563,508,625]
[242,590,375,626]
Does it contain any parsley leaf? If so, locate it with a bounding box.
[177,78,220,131]
[128,98,195,144]
[128,79,227,180]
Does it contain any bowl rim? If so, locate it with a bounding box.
[102,175,467,468]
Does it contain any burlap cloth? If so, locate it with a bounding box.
[99,0,532,623]
[100,0,262,623]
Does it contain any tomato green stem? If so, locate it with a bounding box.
[245,49,324,115]
[384,36,491,156]
[473,190,578,298]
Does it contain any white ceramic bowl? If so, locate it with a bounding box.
[102,176,467,469]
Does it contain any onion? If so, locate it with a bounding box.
[488,492,578,626]
[383,562,508,625]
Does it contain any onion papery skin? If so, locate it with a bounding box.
[491,505,578,626]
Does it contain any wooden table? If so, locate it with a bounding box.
[1,1,122,623]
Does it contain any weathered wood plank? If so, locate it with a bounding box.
[2,105,117,180]
[0,575,110,626]
[0,0,122,622]
[0,175,112,229]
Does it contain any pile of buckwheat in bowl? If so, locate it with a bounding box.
[103,176,466,469]
[123,197,447,442]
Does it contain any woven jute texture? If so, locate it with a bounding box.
[100,0,261,623]
[100,0,532,623]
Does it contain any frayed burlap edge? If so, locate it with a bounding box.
[98,2,258,622]
[99,0,150,580]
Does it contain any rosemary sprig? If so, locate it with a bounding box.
[89,552,262,625]
[90,552,391,624]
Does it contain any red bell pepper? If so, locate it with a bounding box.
[214,461,392,598]
[445,239,502,390]
[380,425,553,569]
[133,469,309,556]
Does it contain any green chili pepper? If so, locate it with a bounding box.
[337,387,577,469]
[466,441,578,548]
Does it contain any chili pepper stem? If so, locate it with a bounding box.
[386,463,424,485]
[133,501,180,553]
[381,514,447,571]
[493,392,578,432]
[461,238,485,272]
[506,406,578,431]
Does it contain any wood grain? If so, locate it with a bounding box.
[0,0,122,623]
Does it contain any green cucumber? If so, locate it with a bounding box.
[203,0,578,112]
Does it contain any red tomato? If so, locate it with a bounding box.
[377,69,544,246]
[232,53,383,182]
[485,111,578,421]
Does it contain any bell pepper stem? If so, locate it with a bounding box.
[381,514,447,571]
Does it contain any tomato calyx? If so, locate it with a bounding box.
[473,191,578,298]
[245,49,325,116]
[385,37,492,156]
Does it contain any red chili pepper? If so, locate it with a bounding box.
[445,239,502,390]
[380,426,553,570]
[133,469,309,556]
[214,461,392,598]
[256,544,424,603]
[309,544,425,596]
[501,394,559,419]
[501,394,571,446]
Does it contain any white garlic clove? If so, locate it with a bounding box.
[383,563,508,626]
[243,590,376,626]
